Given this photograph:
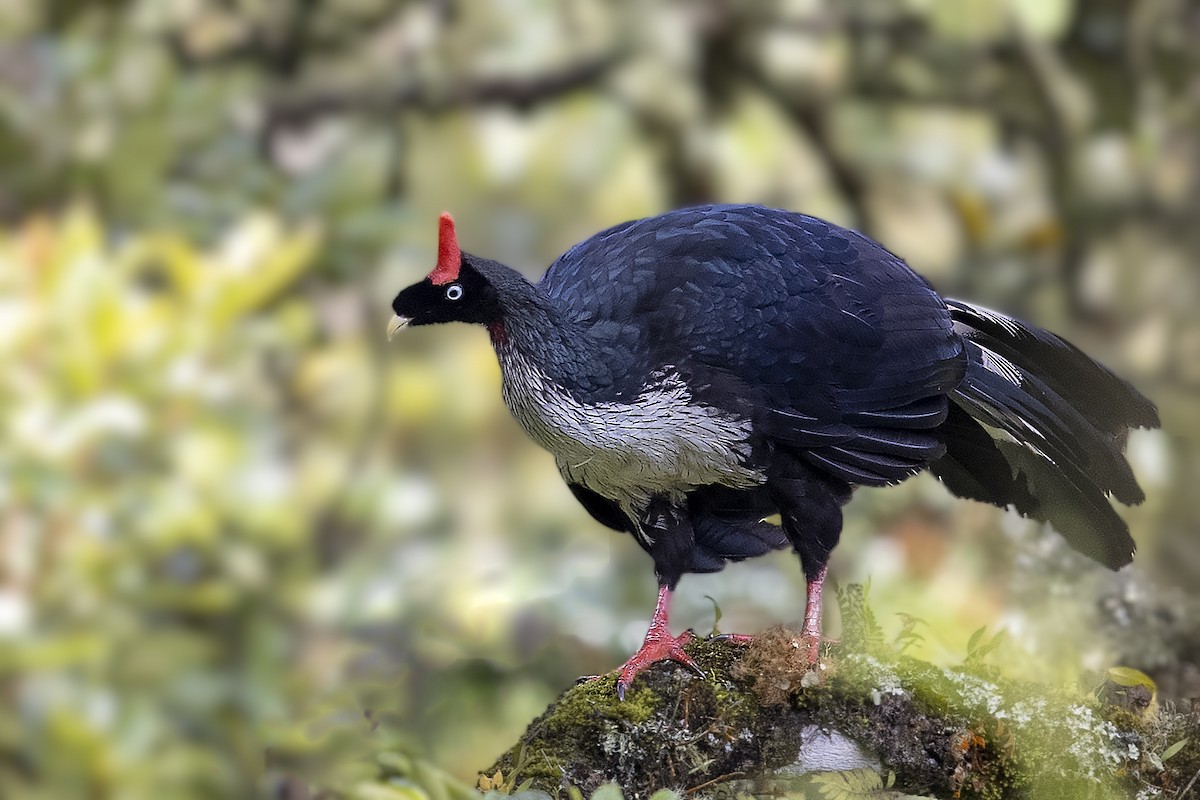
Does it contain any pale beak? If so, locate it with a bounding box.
[387,314,411,340]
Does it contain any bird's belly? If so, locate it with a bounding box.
[500,362,762,516]
[554,429,758,514]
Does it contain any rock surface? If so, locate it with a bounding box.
[483,625,1200,800]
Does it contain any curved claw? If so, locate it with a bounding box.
[614,631,704,701]
[576,630,705,697]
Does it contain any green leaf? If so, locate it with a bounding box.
[1162,738,1189,762]
[967,626,986,655]
[1106,667,1157,693]
[973,630,1007,662]
[648,791,682,800]
[810,768,884,799]
[353,784,429,800]
[703,595,723,634]
[410,761,452,800]
[964,628,1006,664]
[590,783,624,800]
[893,614,926,654]
[510,791,553,800]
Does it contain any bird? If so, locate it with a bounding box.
[388,204,1158,699]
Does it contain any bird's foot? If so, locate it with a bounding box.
[614,628,704,701]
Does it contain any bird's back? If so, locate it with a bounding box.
[539,205,967,486]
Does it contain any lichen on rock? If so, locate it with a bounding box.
[481,589,1200,800]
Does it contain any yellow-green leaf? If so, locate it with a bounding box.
[1106,667,1157,692]
[1162,738,1189,762]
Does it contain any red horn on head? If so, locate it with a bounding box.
[427,212,462,285]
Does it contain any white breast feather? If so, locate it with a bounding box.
[497,346,763,542]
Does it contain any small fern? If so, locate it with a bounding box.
[893,613,926,654]
[810,768,885,799]
[809,769,937,800]
[704,594,724,635]
[835,583,884,653]
[963,626,1007,666]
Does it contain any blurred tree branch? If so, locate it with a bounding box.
[266,49,626,124]
[741,61,869,229]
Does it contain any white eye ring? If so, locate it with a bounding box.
[445,284,464,301]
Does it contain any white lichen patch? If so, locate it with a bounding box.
[1062,704,1133,781]
[938,667,1003,715]
[998,699,1140,785]
[841,654,906,700]
[998,697,1048,725]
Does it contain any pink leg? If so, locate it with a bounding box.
[613,585,704,700]
[717,632,755,645]
[716,566,830,658]
[797,565,828,663]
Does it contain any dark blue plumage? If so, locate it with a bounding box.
[389,204,1158,694]
[542,207,965,489]
[542,207,963,410]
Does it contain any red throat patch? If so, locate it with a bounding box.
[427,212,462,285]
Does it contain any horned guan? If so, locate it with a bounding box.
[388,205,1158,698]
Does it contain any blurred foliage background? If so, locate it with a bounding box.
[0,0,1197,798]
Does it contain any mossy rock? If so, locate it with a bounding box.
[485,635,801,797]
[482,629,1200,800]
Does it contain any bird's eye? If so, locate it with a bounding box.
[445,284,464,301]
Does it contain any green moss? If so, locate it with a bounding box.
[483,587,1184,800]
[485,675,665,789]
[549,675,659,729]
[484,638,795,799]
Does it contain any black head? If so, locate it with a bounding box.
[388,213,503,337]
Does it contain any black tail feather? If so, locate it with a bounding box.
[944,300,1159,434]
[931,300,1158,570]
[931,403,1034,510]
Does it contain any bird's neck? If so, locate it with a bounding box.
[484,277,564,353]
[483,266,602,396]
